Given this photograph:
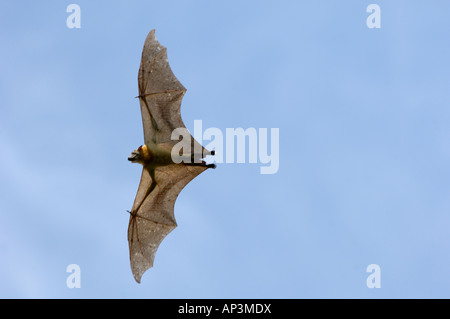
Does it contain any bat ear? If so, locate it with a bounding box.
[138,145,143,151]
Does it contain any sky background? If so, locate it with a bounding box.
[1,0,450,298]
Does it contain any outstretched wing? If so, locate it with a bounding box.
[138,29,210,157]
[128,164,208,283]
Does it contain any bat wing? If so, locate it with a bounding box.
[138,29,210,157]
[128,164,208,283]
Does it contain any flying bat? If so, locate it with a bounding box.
[127,30,215,283]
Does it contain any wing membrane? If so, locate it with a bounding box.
[128,164,208,283]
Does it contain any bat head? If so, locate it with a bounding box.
[128,145,150,165]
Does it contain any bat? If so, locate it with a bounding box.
[127,30,215,283]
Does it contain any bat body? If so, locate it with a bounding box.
[127,30,215,283]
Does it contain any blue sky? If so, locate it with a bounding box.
[1,1,450,298]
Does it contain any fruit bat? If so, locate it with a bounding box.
[127,30,215,283]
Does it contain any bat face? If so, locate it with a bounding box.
[128,145,150,165]
[128,146,143,163]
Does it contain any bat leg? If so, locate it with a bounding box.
[184,162,216,169]
[190,150,215,163]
